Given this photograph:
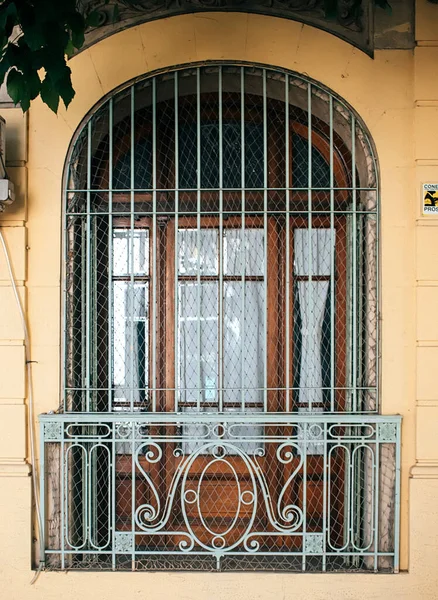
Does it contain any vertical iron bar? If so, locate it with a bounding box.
[285,73,291,413]
[348,444,355,559]
[86,120,92,412]
[108,98,114,412]
[394,422,401,573]
[263,69,268,413]
[131,414,135,569]
[61,434,65,569]
[352,116,357,412]
[307,84,313,412]
[373,429,380,571]
[302,421,307,571]
[322,420,328,571]
[196,67,202,412]
[218,66,224,413]
[152,77,157,412]
[130,86,135,411]
[39,422,46,568]
[174,72,179,413]
[62,175,68,411]
[329,96,335,412]
[240,66,246,413]
[375,147,380,414]
[111,422,116,569]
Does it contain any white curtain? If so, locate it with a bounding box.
[112,229,149,407]
[294,229,333,408]
[295,229,334,454]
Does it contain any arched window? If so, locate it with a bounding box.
[65,65,378,417]
[47,65,399,573]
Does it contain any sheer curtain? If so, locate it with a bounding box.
[294,228,334,454]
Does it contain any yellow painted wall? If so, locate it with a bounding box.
[0,2,437,598]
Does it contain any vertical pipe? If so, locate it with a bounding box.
[196,68,202,413]
[218,66,224,413]
[329,96,335,413]
[86,121,92,412]
[285,74,291,413]
[352,116,357,412]
[240,67,246,413]
[108,99,114,412]
[174,72,179,413]
[130,86,135,412]
[307,84,313,412]
[263,69,268,413]
[152,78,157,412]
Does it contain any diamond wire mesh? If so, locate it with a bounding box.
[64,66,378,415]
[54,64,388,572]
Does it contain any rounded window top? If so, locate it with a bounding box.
[65,63,378,213]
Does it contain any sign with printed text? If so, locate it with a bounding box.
[423,183,438,214]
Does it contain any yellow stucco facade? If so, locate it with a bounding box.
[0,1,437,598]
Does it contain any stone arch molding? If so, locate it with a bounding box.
[78,0,373,55]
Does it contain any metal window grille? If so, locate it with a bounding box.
[39,64,401,573]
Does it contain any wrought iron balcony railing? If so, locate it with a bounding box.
[40,413,401,572]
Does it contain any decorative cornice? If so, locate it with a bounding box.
[78,0,373,55]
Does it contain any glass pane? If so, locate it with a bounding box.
[178,282,218,405]
[113,229,149,276]
[294,228,334,276]
[224,228,264,276]
[113,282,149,406]
[179,122,264,189]
[292,133,330,188]
[223,281,264,408]
[178,229,218,275]
[113,138,152,190]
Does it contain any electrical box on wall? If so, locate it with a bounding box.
[0,116,15,212]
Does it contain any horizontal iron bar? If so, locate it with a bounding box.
[40,412,401,424]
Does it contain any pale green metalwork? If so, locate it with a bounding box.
[40,413,401,572]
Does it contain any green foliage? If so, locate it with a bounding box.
[0,0,100,113]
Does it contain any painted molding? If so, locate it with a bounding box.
[78,0,373,54]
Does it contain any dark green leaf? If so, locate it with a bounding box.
[0,2,18,33]
[6,67,24,104]
[65,12,86,49]
[57,73,75,109]
[41,75,60,113]
[27,69,41,100]
[65,38,75,58]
